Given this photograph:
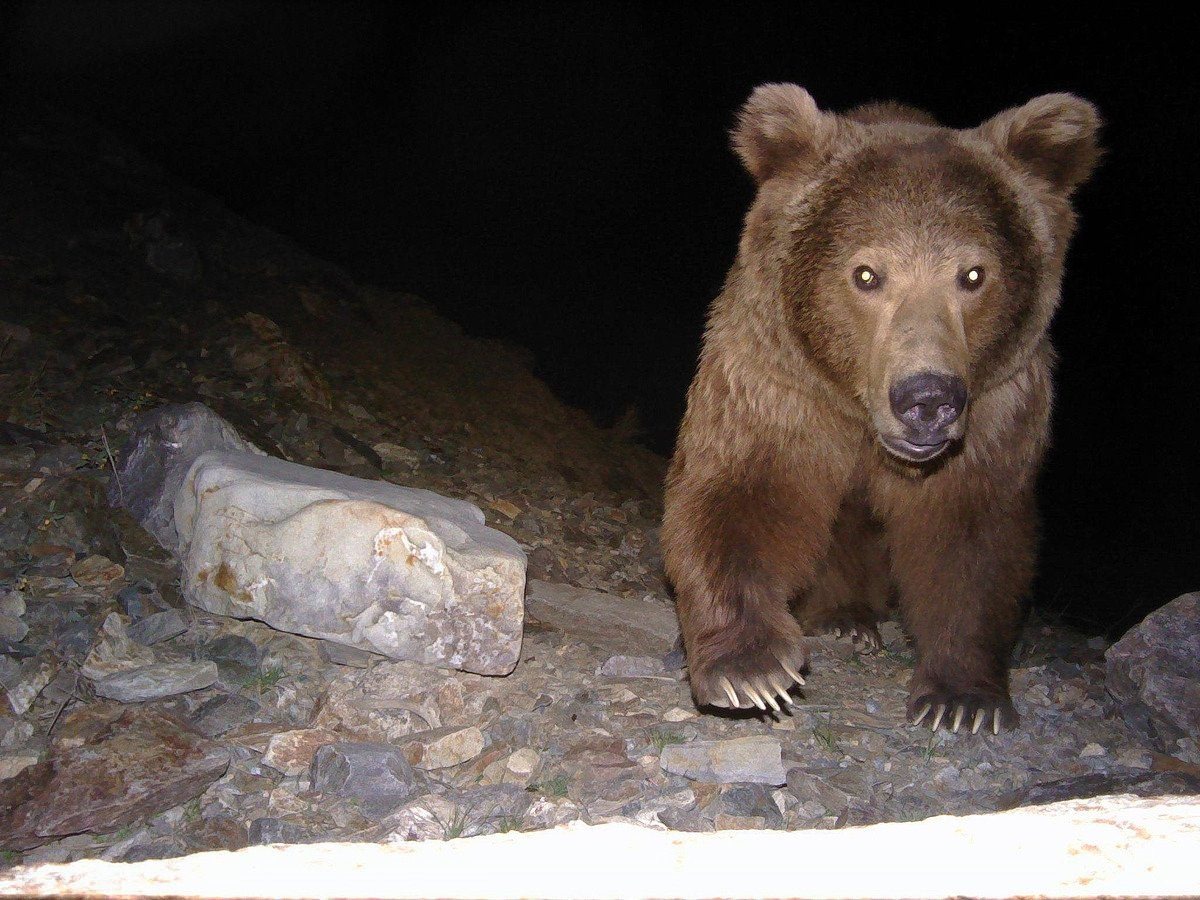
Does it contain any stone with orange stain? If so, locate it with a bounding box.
[175,449,525,675]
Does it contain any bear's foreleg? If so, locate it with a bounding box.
[796,496,891,651]
[883,475,1034,734]
[664,454,845,712]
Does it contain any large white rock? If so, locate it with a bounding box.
[2,795,1197,898]
[175,451,525,675]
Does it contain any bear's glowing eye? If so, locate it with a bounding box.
[959,266,986,291]
[853,266,880,291]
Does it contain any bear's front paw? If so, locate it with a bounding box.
[688,632,808,713]
[907,688,1018,735]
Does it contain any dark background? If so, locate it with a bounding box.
[4,2,1196,635]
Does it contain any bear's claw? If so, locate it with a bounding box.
[907,689,1016,735]
[825,623,883,653]
[700,654,805,712]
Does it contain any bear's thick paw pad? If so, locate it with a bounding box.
[908,691,1017,735]
[691,644,808,714]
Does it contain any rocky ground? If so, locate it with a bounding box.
[1,99,1197,867]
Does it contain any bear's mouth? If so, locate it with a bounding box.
[880,435,951,462]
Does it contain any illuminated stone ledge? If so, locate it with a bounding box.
[2,794,1196,899]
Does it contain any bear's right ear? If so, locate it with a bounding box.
[732,84,832,183]
[977,93,1102,195]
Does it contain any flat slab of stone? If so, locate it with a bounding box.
[660,735,785,785]
[176,450,526,675]
[2,796,1196,898]
[525,580,678,656]
[0,703,229,850]
[1106,591,1200,756]
[91,660,218,702]
[109,402,264,552]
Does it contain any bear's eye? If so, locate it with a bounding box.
[853,266,881,291]
[959,266,985,291]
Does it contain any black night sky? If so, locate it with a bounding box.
[3,3,1196,635]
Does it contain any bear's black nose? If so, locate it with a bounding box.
[889,372,967,440]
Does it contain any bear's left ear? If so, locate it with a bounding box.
[732,84,834,183]
[977,93,1102,194]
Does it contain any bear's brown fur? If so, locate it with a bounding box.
[663,85,1100,733]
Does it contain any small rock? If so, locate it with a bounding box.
[262,728,339,777]
[69,555,124,590]
[310,742,425,821]
[317,640,381,669]
[92,661,218,702]
[34,444,85,475]
[400,726,486,770]
[126,609,188,646]
[0,704,229,850]
[489,499,521,519]
[600,655,666,678]
[52,617,98,663]
[385,794,462,842]
[0,753,41,781]
[187,693,261,738]
[663,706,697,722]
[0,614,28,643]
[199,635,262,686]
[248,817,311,846]
[372,442,420,467]
[108,402,265,552]
[506,748,540,779]
[1080,743,1107,758]
[716,784,785,829]
[0,590,25,617]
[80,613,156,680]
[660,735,786,786]
[116,582,169,621]
[1,657,57,715]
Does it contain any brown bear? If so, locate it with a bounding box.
[662,84,1100,734]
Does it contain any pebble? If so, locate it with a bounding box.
[1,657,56,715]
[505,748,540,778]
[0,614,28,643]
[116,582,168,621]
[662,706,697,722]
[1080,743,1107,757]
[69,555,125,589]
[0,753,41,781]
[0,590,25,617]
[660,735,786,786]
[262,728,340,777]
[188,693,261,739]
[317,640,381,669]
[400,726,486,770]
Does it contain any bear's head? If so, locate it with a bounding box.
[731,85,1100,463]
